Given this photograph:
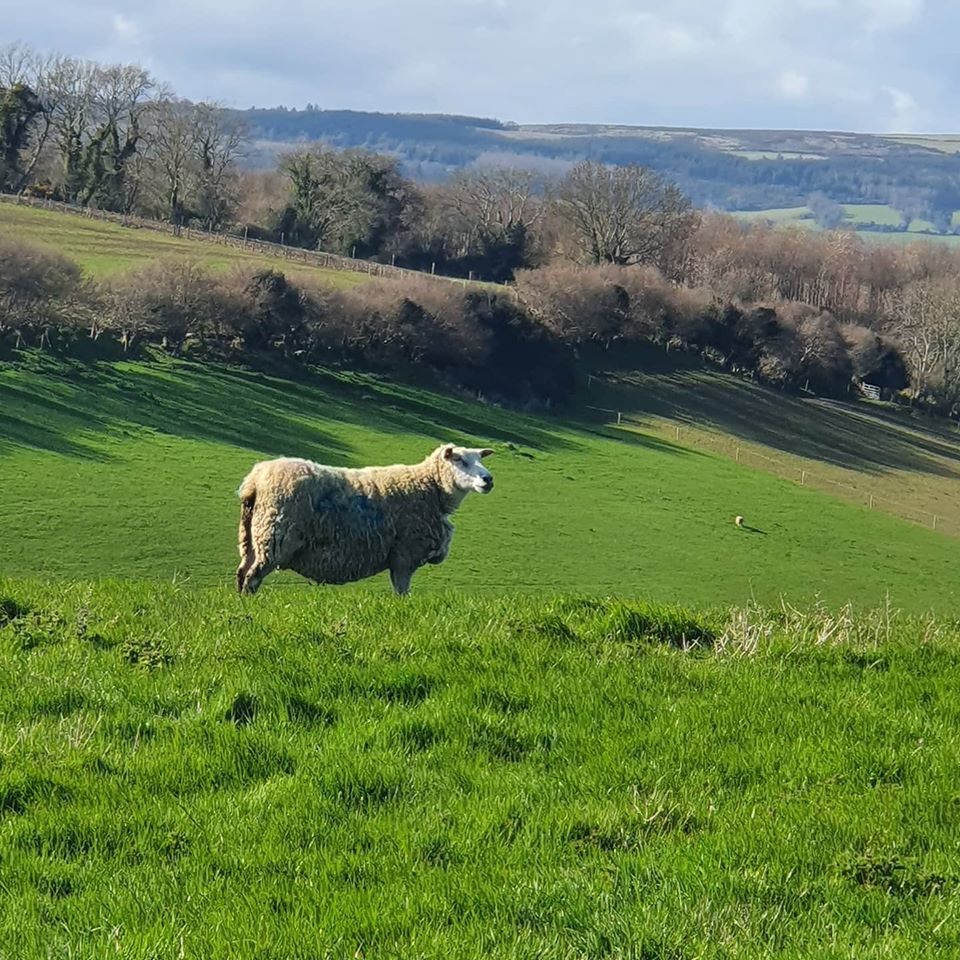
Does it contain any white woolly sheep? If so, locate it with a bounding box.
[235,444,494,596]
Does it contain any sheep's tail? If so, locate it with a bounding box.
[236,473,257,593]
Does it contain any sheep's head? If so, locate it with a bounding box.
[437,444,494,494]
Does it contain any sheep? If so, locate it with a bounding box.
[235,444,494,596]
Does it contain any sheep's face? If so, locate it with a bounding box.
[441,445,494,494]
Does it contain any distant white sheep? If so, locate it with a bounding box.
[236,444,494,595]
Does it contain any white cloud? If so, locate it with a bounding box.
[883,85,928,132]
[111,14,139,42]
[619,11,704,59]
[779,70,810,100]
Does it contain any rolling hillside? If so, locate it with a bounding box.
[5,201,960,608]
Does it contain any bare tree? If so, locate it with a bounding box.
[434,166,547,277]
[82,62,154,209]
[555,160,698,273]
[807,192,845,230]
[193,102,245,230]
[41,56,155,209]
[148,98,195,223]
[888,277,960,404]
[44,55,98,202]
[278,147,411,258]
[450,167,545,241]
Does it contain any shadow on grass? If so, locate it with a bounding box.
[0,354,600,464]
[588,348,960,479]
[0,407,109,460]
[14,344,949,477]
[0,357,349,463]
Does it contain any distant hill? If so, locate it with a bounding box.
[234,107,960,224]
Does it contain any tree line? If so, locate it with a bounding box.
[0,228,926,412]
[0,45,243,229]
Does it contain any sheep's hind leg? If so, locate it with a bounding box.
[236,539,256,593]
[242,525,303,596]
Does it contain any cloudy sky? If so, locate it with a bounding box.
[7,0,957,132]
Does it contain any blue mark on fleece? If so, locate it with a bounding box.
[312,492,384,531]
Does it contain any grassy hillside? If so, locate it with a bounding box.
[0,203,366,285]
[2,580,959,958]
[2,351,960,612]
[586,352,960,537]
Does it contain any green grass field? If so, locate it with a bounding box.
[3,351,960,611]
[2,580,960,958]
[730,206,814,225]
[0,202,367,285]
[587,354,960,537]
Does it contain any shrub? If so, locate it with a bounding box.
[0,238,87,346]
[514,264,632,346]
[104,259,226,353]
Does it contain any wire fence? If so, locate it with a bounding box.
[0,193,482,288]
[587,405,959,538]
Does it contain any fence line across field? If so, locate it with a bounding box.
[586,404,954,537]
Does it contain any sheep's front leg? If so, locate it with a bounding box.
[389,566,414,596]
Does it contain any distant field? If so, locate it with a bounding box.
[733,202,960,243]
[730,206,814,224]
[889,134,960,154]
[842,204,938,233]
[0,203,367,286]
[842,204,904,227]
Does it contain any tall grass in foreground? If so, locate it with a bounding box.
[1,580,959,958]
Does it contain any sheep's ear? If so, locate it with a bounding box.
[479,448,494,458]
[442,444,455,460]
